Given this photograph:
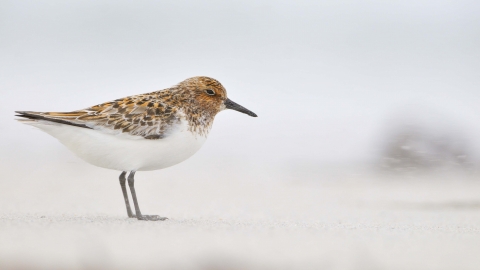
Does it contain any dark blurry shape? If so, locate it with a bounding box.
[379,118,473,173]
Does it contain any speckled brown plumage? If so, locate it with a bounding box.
[17,77,228,139]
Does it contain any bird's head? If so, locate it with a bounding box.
[178,76,257,117]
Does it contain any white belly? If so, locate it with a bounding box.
[27,120,207,171]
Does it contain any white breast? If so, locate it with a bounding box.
[26,118,207,171]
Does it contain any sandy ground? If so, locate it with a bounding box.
[1,160,480,270]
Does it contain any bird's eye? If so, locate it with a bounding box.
[205,89,215,96]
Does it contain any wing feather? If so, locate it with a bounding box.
[16,93,181,140]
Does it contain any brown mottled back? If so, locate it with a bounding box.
[17,77,228,139]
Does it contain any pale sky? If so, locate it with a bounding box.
[1,0,479,170]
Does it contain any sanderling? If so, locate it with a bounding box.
[16,76,257,221]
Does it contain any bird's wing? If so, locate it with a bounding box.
[16,93,181,140]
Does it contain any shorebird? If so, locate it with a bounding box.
[16,76,257,221]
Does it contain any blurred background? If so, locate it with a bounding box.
[1,1,480,269]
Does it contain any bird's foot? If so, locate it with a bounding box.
[136,215,168,221]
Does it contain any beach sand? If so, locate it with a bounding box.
[1,160,479,270]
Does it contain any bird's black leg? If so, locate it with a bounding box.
[127,171,167,221]
[119,171,134,218]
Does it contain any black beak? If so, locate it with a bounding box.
[224,98,257,117]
